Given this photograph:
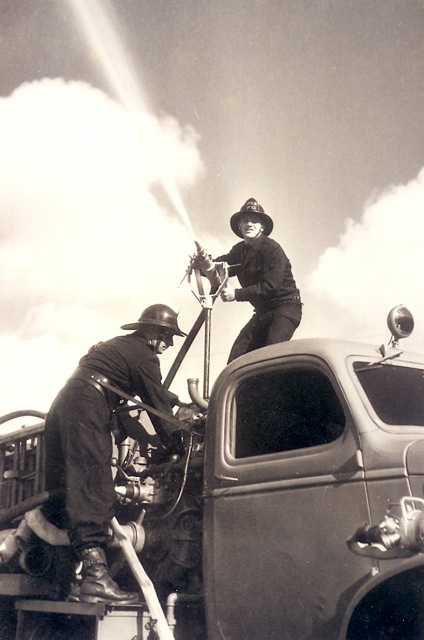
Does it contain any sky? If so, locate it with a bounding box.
[1,0,424,423]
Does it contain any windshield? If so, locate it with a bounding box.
[354,361,424,426]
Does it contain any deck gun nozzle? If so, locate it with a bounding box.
[192,241,225,290]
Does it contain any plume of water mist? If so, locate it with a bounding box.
[68,0,196,239]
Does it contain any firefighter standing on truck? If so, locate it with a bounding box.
[42,304,187,604]
[214,198,302,362]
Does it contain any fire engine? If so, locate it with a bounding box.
[0,252,424,639]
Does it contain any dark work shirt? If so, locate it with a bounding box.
[78,332,175,437]
[215,235,300,314]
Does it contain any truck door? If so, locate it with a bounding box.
[203,356,372,640]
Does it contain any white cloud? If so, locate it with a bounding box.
[304,169,424,351]
[0,78,204,419]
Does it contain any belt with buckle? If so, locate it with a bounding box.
[70,366,109,398]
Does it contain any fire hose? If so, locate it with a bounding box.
[110,517,174,640]
[0,499,173,639]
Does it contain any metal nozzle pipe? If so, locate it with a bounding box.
[193,241,222,289]
[187,378,209,410]
[114,483,154,504]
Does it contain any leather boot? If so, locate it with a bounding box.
[79,547,139,604]
[67,578,81,603]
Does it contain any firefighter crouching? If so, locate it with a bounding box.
[42,304,187,604]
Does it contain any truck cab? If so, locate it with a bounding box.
[203,327,424,638]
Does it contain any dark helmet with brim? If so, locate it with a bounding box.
[230,198,273,238]
[121,304,187,336]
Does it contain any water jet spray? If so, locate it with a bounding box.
[68,0,196,238]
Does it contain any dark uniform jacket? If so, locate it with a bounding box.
[78,332,176,438]
[215,234,300,315]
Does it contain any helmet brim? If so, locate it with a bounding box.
[121,321,187,337]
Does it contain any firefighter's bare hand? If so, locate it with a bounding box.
[220,285,236,302]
